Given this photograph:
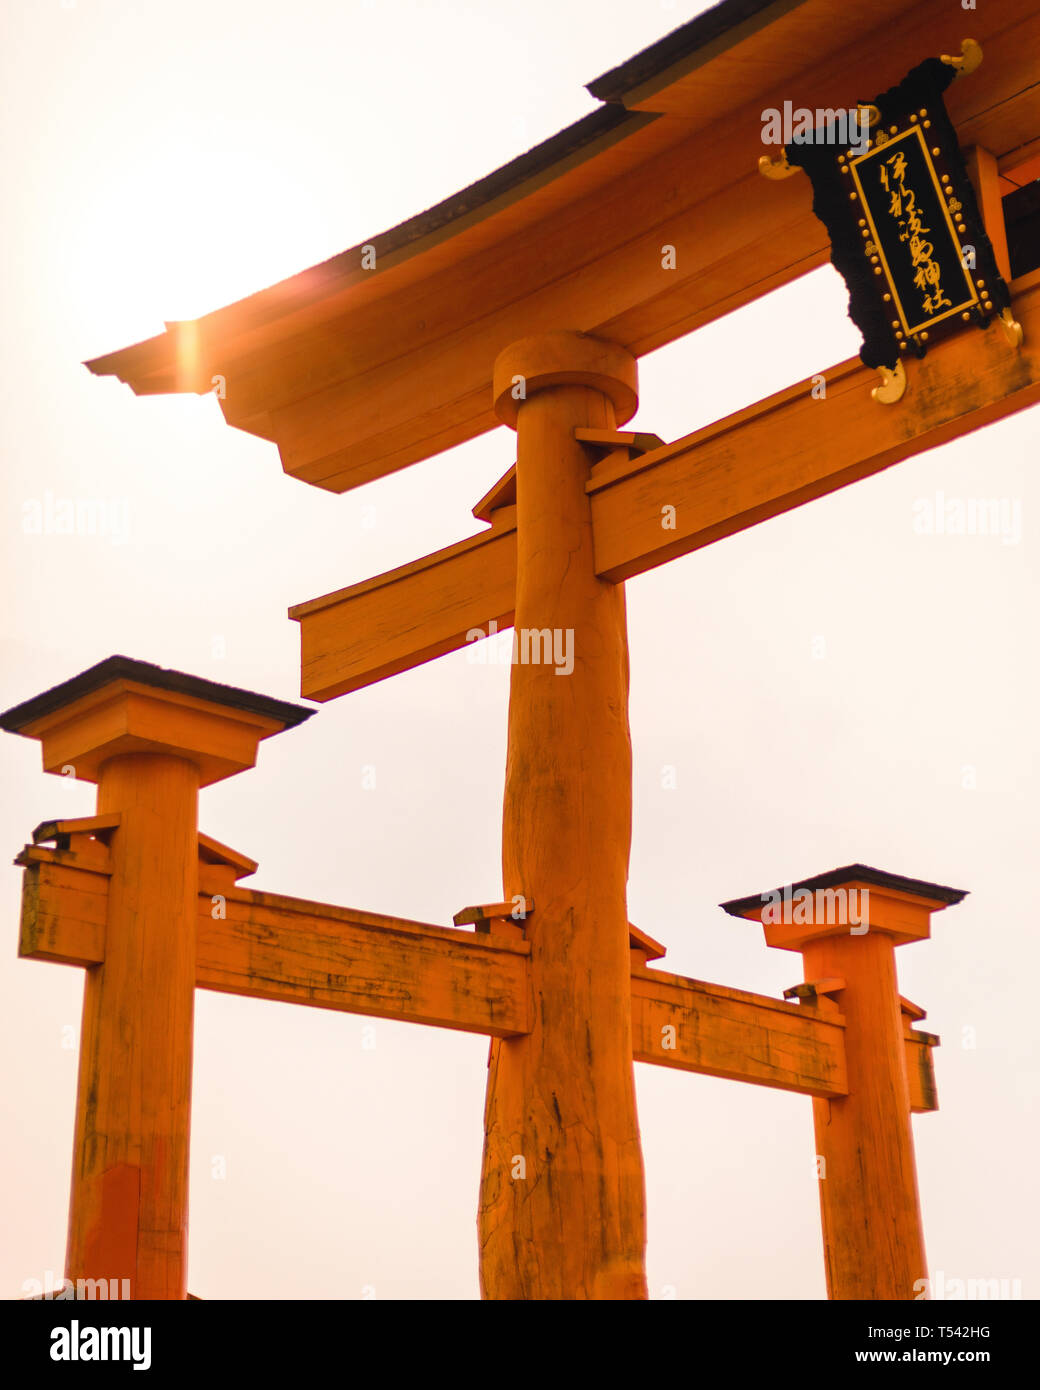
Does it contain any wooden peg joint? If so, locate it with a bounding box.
[31,813,122,850]
[472,464,517,522]
[573,428,666,456]
[629,922,667,963]
[899,994,927,1022]
[784,976,847,1002]
[454,897,534,926]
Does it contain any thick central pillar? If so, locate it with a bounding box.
[479,331,647,1299]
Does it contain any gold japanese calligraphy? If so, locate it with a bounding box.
[849,124,979,346]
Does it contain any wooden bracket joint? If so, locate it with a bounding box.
[454,898,533,940]
[574,428,666,456]
[31,813,121,850]
[629,922,667,964]
[899,994,927,1022]
[197,832,258,895]
[784,976,846,1000]
[784,977,847,1017]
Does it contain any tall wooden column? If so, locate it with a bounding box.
[70,751,199,1300]
[479,332,647,1300]
[802,926,925,1300]
[723,866,966,1300]
[1,657,313,1298]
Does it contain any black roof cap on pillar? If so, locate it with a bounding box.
[0,655,316,733]
[720,863,968,917]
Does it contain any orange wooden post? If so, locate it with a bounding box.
[478,332,647,1300]
[723,865,966,1300]
[1,658,312,1299]
[964,146,1014,287]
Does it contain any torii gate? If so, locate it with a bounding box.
[11,0,1040,1301]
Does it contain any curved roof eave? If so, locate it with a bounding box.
[84,0,767,391]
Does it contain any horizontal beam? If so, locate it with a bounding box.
[290,270,1040,699]
[630,964,847,1100]
[589,270,1040,582]
[17,852,529,1036]
[630,965,936,1112]
[17,853,107,968]
[17,851,937,1107]
[289,510,516,702]
[904,1022,939,1115]
[195,885,531,1037]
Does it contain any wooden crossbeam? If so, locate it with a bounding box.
[904,1020,939,1115]
[291,508,516,701]
[290,270,1040,700]
[17,845,109,968]
[195,886,531,1037]
[17,847,938,1108]
[589,270,1040,583]
[630,963,846,1101]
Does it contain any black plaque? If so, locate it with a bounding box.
[851,125,979,340]
[784,56,1012,371]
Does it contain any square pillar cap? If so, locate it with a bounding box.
[0,655,315,786]
[720,863,967,950]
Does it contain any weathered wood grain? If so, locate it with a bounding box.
[479,334,647,1300]
[196,886,531,1037]
[630,965,848,1100]
[17,858,107,967]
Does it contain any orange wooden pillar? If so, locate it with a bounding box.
[77,749,198,1299]
[479,332,647,1299]
[723,866,966,1300]
[0,658,313,1298]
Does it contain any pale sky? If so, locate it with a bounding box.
[2,0,1037,1299]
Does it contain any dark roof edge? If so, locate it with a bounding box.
[336,103,648,270]
[720,863,968,916]
[0,656,316,733]
[86,104,655,374]
[587,0,792,102]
